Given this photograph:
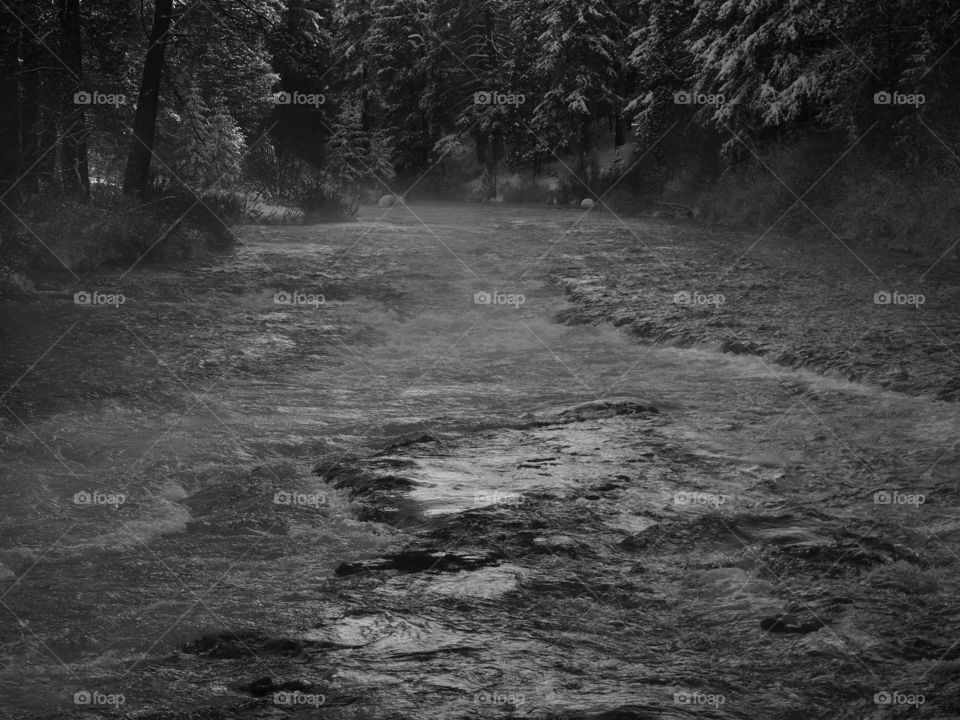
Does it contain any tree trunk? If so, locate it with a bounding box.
[59,0,88,196]
[19,2,42,198]
[39,99,61,195]
[123,0,173,198]
[486,134,499,200]
[0,2,22,202]
[578,114,591,182]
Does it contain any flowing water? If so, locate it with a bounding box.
[0,203,957,718]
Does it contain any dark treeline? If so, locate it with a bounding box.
[0,0,958,272]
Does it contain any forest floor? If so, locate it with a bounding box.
[1,203,959,719]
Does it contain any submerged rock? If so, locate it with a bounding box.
[555,397,659,420]
[563,702,734,719]
[180,630,365,659]
[760,613,825,634]
[335,548,501,576]
[180,631,310,658]
[248,677,315,697]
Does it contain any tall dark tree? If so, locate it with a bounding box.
[18,0,45,198]
[59,0,88,196]
[123,0,174,198]
[0,2,23,201]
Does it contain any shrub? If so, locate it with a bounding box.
[295,183,355,223]
[1,189,238,276]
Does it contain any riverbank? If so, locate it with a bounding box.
[549,214,960,402]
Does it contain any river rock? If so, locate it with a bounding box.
[181,631,309,658]
[760,613,825,634]
[555,397,658,421]
[335,548,501,575]
[248,677,318,696]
